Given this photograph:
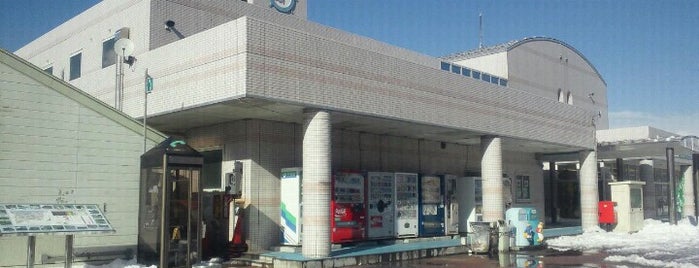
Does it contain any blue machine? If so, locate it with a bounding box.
[505,207,541,247]
[418,175,445,237]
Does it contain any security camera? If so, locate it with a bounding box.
[165,20,175,31]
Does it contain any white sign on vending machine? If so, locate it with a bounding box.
[280,167,302,246]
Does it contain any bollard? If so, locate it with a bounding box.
[498,225,510,252]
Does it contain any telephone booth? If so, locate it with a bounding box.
[137,138,203,268]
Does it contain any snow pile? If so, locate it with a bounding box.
[75,258,155,268]
[547,218,699,267]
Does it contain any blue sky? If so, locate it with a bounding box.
[1,0,698,135]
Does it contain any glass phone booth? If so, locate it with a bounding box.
[138,138,203,268]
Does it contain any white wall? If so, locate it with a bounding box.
[0,60,160,267]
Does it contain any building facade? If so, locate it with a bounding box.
[0,49,166,267]
[11,0,604,261]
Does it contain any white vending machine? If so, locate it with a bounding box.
[394,172,419,238]
[366,172,395,239]
[443,174,459,235]
[457,177,477,234]
[280,167,302,246]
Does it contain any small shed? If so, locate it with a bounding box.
[0,49,166,267]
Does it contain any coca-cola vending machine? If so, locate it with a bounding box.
[366,172,395,239]
[331,171,366,243]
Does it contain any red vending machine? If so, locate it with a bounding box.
[331,171,366,243]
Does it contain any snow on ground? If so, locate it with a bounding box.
[61,219,699,268]
[73,258,154,268]
[547,218,699,268]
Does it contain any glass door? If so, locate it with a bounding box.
[168,166,201,268]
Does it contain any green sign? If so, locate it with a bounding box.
[145,74,153,93]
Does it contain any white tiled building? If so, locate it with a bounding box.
[9,0,611,263]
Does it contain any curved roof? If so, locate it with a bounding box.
[441,37,606,86]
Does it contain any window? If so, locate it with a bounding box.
[472,71,481,80]
[567,91,574,104]
[69,52,82,80]
[482,73,491,83]
[499,79,507,86]
[440,62,450,71]
[557,88,564,102]
[201,150,223,190]
[462,68,471,77]
[491,77,499,85]
[43,66,53,75]
[515,175,530,201]
[451,65,461,74]
[102,37,116,68]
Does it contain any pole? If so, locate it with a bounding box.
[114,53,119,109]
[693,154,699,216]
[667,147,676,224]
[118,48,125,111]
[27,236,35,268]
[478,12,483,49]
[65,235,74,268]
[143,69,149,153]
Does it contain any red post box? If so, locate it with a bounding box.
[598,201,617,224]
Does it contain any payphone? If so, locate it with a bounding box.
[138,138,203,268]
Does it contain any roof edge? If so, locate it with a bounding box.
[0,48,168,143]
[441,36,606,86]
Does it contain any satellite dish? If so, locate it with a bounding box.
[114,38,134,56]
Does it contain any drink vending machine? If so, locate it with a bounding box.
[366,172,395,239]
[280,167,302,246]
[331,171,366,243]
[394,172,419,238]
[505,207,541,248]
[418,175,445,237]
[458,177,477,234]
[443,175,459,235]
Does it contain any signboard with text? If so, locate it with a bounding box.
[0,204,115,236]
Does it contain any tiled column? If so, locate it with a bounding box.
[301,109,331,258]
[639,159,656,219]
[481,136,504,222]
[682,165,695,217]
[579,150,599,230]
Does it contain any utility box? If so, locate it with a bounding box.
[609,181,646,233]
[505,207,541,248]
[598,201,617,224]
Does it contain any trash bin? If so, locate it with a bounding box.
[469,221,491,253]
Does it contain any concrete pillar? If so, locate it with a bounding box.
[579,150,599,230]
[639,159,656,219]
[681,165,695,217]
[481,136,504,222]
[667,147,677,224]
[616,158,625,181]
[301,109,331,258]
[694,154,699,216]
